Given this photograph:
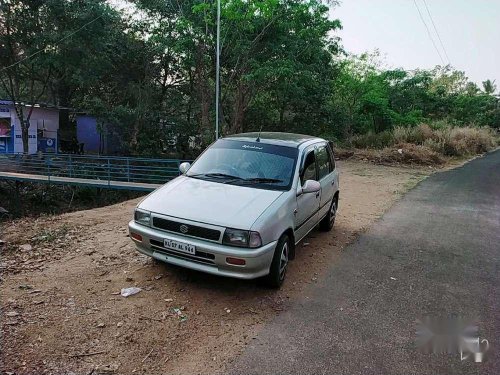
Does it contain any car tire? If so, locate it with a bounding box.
[319,197,337,232]
[261,234,290,288]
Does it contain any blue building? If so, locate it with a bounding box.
[76,114,103,154]
[0,100,59,154]
[0,99,103,155]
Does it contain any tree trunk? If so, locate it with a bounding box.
[21,122,29,154]
[13,106,30,155]
[187,70,194,125]
[56,83,72,145]
[200,81,210,135]
[130,120,140,154]
[231,82,248,134]
[279,103,286,130]
[195,43,211,141]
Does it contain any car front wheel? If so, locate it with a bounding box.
[261,234,290,288]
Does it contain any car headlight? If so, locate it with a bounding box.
[134,209,151,227]
[223,228,262,248]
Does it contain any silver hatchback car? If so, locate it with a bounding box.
[129,132,339,287]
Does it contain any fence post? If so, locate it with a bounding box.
[107,158,111,187]
[127,158,130,182]
[69,154,72,178]
[47,155,51,183]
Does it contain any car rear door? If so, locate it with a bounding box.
[316,143,336,220]
[294,146,321,241]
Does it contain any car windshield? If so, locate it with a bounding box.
[186,139,298,190]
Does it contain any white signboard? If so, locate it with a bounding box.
[13,120,37,154]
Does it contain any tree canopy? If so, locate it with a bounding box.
[1,0,498,156]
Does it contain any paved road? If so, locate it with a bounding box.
[230,150,500,375]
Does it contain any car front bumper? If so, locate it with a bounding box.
[128,220,276,279]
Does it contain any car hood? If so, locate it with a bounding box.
[138,176,283,229]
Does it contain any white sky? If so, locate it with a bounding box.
[331,0,500,86]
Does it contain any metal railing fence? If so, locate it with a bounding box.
[0,153,189,187]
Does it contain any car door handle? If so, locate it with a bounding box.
[315,192,320,198]
[331,180,335,185]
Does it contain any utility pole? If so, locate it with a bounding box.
[215,0,221,140]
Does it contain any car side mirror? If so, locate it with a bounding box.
[179,162,191,174]
[297,179,320,196]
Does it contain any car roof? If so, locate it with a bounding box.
[224,132,324,148]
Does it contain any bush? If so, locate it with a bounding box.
[349,142,445,165]
[351,123,498,157]
[393,124,434,145]
[427,119,452,130]
[427,127,498,156]
[388,142,444,165]
[351,130,394,149]
[392,127,411,144]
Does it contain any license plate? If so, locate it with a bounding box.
[163,238,196,255]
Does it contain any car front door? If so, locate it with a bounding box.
[316,143,336,220]
[294,147,321,241]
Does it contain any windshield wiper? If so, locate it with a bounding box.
[188,173,282,185]
[237,177,283,184]
[188,173,243,180]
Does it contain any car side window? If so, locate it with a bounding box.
[301,150,317,184]
[316,145,332,180]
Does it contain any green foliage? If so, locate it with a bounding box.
[328,54,500,137]
[1,1,499,156]
[351,131,394,149]
[482,79,497,95]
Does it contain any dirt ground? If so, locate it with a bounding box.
[1,160,439,375]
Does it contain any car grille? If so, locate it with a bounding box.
[152,217,221,241]
[150,239,216,265]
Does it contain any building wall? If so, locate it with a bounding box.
[0,119,13,153]
[0,100,14,153]
[76,115,101,153]
[0,100,59,154]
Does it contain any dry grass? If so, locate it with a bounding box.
[393,124,434,144]
[427,127,498,156]
[343,124,498,165]
[341,143,445,166]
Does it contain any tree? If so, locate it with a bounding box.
[429,65,468,94]
[0,0,124,154]
[1,0,497,156]
[134,0,342,144]
[0,0,53,153]
[465,82,480,96]
[220,0,341,134]
[482,79,497,95]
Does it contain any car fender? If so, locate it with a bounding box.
[250,191,296,251]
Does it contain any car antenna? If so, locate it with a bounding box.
[256,126,263,142]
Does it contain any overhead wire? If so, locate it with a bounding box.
[422,0,451,64]
[412,0,446,65]
[1,14,104,72]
